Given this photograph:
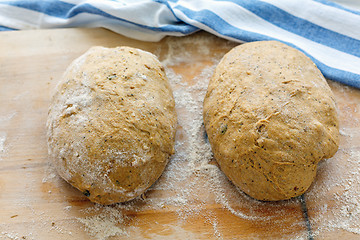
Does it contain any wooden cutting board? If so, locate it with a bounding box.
[0,28,359,240]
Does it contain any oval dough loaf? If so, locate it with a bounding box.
[47,46,177,205]
[203,41,339,201]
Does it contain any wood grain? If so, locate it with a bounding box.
[0,28,359,240]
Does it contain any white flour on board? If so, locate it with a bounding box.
[77,206,129,240]
[0,132,7,160]
[0,111,15,160]
[308,148,360,235]
[0,111,16,122]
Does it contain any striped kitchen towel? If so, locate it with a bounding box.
[0,0,359,88]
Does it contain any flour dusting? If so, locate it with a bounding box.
[0,132,7,160]
[77,206,128,239]
[307,132,360,236]
[0,112,15,160]
[0,111,16,122]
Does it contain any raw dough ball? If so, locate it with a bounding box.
[47,46,177,205]
[203,41,339,201]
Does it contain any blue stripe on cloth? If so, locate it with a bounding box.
[313,0,360,15]
[278,41,360,88]
[172,5,275,42]
[0,0,75,18]
[172,4,360,86]
[0,25,16,31]
[0,0,197,34]
[155,0,190,26]
[314,60,360,88]
[218,0,360,57]
[72,3,197,34]
[67,3,196,34]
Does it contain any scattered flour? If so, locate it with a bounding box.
[1,231,20,240]
[307,147,360,236]
[0,132,7,160]
[0,111,16,122]
[77,206,128,240]
[64,206,72,211]
[0,112,14,160]
[0,231,34,240]
[12,91,29,100]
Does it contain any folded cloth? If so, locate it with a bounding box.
[0,0,359,88]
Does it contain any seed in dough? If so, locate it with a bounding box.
[47,46,177,205]
[203,41,339,201]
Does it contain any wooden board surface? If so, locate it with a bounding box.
[0,28,359,240]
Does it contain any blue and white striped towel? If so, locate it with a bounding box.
[1,0,359,88]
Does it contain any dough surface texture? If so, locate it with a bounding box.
[47,46,177,204]
[203,41,339,201]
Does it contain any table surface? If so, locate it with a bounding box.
[0,28,359,240]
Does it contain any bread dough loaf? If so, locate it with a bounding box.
[203,41,339,201]
[47,46,177,205]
